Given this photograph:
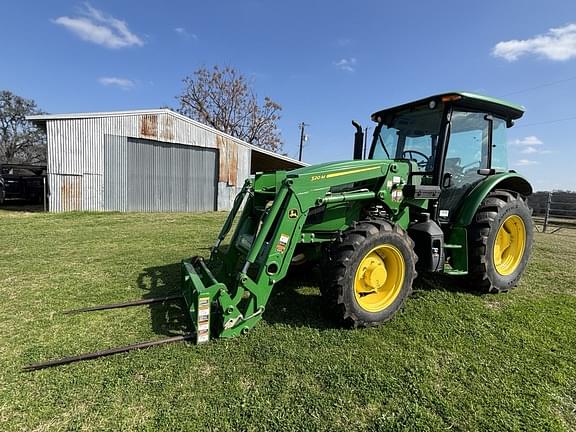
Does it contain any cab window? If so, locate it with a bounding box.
[491,117,508,170]
[371,105,443,173]
[444,111,489,188]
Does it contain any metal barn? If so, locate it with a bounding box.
[28,110,305,212]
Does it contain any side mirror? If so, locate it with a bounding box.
[442,172,452,188]
[477,168,496,176]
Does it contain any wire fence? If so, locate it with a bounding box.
[528,191,576,233]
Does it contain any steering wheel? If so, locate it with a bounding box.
[460,161,481,171]
[402,150,430,169]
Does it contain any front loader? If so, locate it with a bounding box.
[26,92,533,370]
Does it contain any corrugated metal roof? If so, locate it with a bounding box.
[28,109,308,167]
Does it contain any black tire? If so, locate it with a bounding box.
[0,187,4,206]
[468,190,533,293]
[321,219,417,327]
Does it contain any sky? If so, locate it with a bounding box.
[2,0,576,191]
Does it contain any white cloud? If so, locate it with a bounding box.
[54,3,143,49]
[514,159,539,166]
[98,77,135,89]
[493,23,576,61]
[337,38,352,47]
[334,57,357,72]
[521,146,538,154]
[511,135,543,146]
[174,27,198,40]
[512,135,552,155]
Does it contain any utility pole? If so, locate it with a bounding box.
[298,122,309,162]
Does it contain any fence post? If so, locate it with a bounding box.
[543,191,552,233]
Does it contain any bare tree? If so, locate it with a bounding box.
[177,66,283,152]
[0,90,46,164]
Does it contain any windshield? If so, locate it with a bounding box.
[370,105,443,172]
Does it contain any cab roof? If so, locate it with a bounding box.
[371,92,525,123]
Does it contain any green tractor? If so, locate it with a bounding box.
[183,92,533,342]
[24,92,535,370]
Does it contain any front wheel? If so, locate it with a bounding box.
[468,190,533,293]
[322,219,417,327]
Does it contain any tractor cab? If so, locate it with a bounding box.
[367,92,526,224]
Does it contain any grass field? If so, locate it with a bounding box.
[1,210,575,431]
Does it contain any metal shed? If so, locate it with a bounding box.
[28,109,305,212]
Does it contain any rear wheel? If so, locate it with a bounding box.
[322,219,417,327]
[468,190,533,293]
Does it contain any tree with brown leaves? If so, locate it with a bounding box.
[177,66,283,152]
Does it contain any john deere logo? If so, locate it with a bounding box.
[288,209,299,219]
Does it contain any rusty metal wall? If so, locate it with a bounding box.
[45,111,254,212]
[47,174,81,211]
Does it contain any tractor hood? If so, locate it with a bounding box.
[286,159,391,180]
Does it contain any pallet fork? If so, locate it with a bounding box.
[23,295,193,371]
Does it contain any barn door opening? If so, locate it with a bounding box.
[104,135,218,212]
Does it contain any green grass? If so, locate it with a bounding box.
[1,210,575,431]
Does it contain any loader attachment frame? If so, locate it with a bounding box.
[181,160,406,343]
[182,177,303,343]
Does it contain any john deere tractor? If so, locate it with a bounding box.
[183,92,533,343]
[23,91,536,371]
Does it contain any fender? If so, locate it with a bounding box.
[453,172,532,227]
[444,172,532,275]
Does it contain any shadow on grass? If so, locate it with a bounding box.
[0,201,45,212]
[265,268,484,329]
[263,265,335,330]
[412,273,485,297]
[136,261,484,336]
[136,261,336,334]
[137,263,193,337]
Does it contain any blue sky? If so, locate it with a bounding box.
[2,0,576,191]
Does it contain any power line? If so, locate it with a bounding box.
[516,114,576,128]
[495,74,576,127]
[501,74,576,97]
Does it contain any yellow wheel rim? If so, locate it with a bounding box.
[354,245,405,312]
[493,215,526,276]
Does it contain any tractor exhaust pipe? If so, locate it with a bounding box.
[352,120,364,160]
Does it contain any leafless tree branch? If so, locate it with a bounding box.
[177,66,283,152]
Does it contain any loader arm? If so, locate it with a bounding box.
[182,159,423,342]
